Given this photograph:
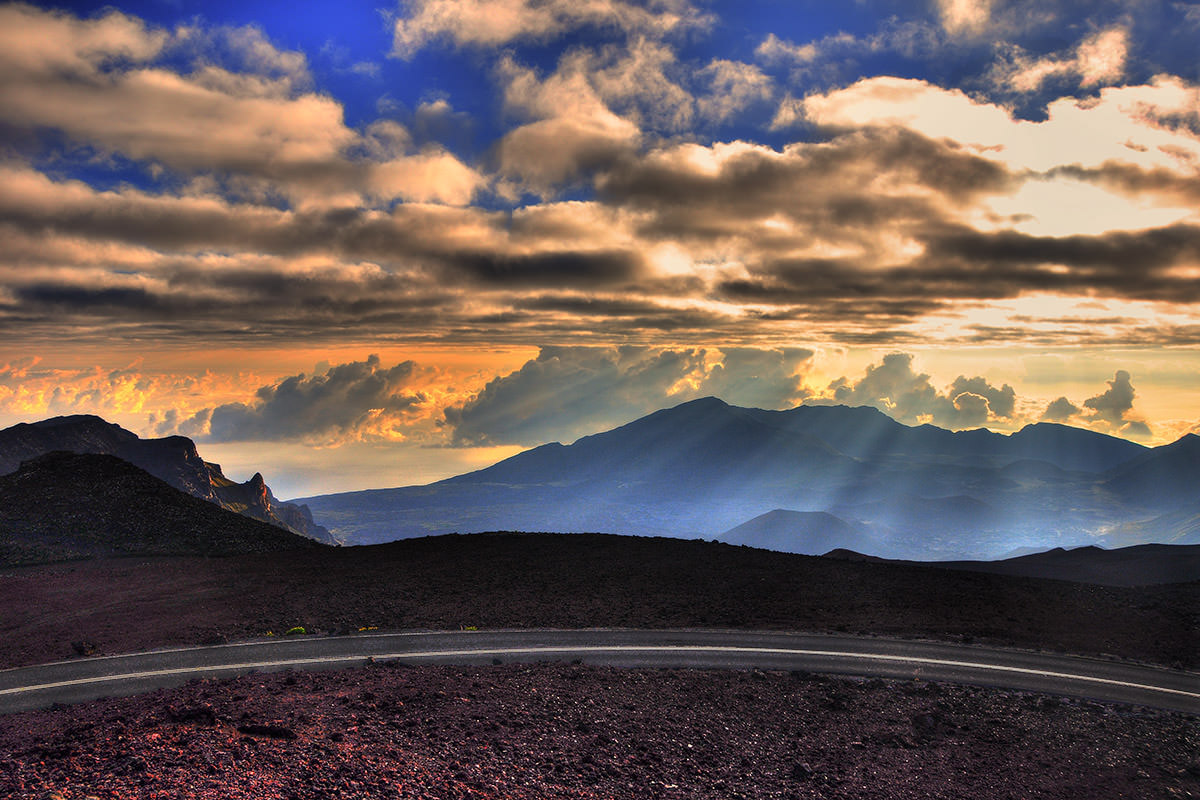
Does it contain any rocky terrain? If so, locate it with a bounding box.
[1,533,1195,670]
[0,532,1196,798]
[0,416,334,544]
[1,661,1196,799]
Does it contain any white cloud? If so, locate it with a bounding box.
[0,5,486,210]
[496,55,641,192]
[798,74,1200,236]
[817,352,1016,429]
[391,0,709,58]
[697,60,774,124]
[935,0,994,36]
[755,33,816,65]
[993,26,1129,93]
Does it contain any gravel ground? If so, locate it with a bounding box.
[2,661,1197,800]
[2,532,1196,799]
[0,533,1196,670]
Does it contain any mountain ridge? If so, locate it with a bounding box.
[0,451,324,565]
[299,397,1188,558]
[823,542,1200,587]
[0,415,336,544]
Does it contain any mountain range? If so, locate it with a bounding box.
[299,397,1200,560]
[0,415,336,545]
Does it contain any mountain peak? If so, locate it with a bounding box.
[28,414,117,427]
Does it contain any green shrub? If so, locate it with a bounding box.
[284,626,307,636]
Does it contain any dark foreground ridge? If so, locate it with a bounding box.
[2,661,1196,799]
[0,452,323,565]
[1,532,1195,670]
[825,542,1200,587]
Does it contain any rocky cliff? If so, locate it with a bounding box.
[0,416,336,544]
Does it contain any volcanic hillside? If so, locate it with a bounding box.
[0,451,324,566]
[0,415,335,544]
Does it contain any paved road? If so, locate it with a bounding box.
[1,629,1197,714]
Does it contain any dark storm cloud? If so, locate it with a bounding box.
[448,250,643,286]
[817,352,1017,429]
[1049,162,1200,205]
[715,220,1200,321]
[928,223,1200,273]
[516,294,676,316]
[599,128,1014,229]
[443,345,814,446]
[8,264,450,322]
[14,284,167,312]
[200,355,427,443]
[0,174,641,292]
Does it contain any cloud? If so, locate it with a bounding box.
[818,352,1017,429]
[1082,369,1146,434]
[1031,369,1153,438]
[934,0,995,36]
[443,346,814,446]
[699,348,816,409]
[2,6,1198,353]
[0,358,261,436]
[755,33,817,65]
[1120,419,1153,439]
[0,5,485,210]
[495,55,641,192]
[4,112,1198,350]
[198,356,430,444]
[696,60,774,124]
[1083,369,1134,425]
[991,26,1129,93]
[577,39,694,131]
[1040,396,1081,422]
[799,75,1200,175]
[390,0,709,58]
[928,0,1128,40]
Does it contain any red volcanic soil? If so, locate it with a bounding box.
[1,533,1198,799]
[2,534,1200,671]
[0,533,1196,670]
[2,661,1197,800]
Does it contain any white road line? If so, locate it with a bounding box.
[2,645,1197,701]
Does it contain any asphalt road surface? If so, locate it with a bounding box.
[1,629,1197,715]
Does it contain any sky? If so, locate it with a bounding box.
[1,0,1199,498]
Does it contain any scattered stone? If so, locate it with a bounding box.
[166,703,217,726]
[70,640,97,657]
[790,762,814,780]
[236,723,297,740]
